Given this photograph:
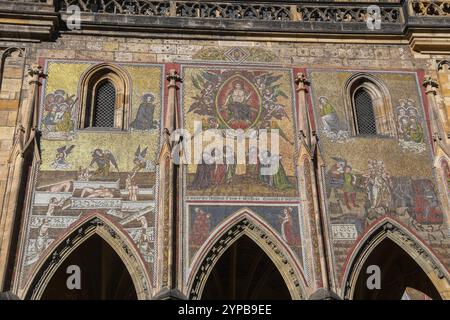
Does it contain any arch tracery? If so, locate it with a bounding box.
[187,210,309,300]
[24,215,151,300]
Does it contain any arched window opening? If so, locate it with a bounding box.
[40,234,137,300]
[353,88,377,135]
[344,73,396,138]
[201,235,291,300]
[352,238,441,300]
[79,64,130,130]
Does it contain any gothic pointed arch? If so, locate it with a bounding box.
[437,59,450,71]
[0,47,24,89]
[187,209,308,300]
[344,73,397,137]
[440,157,450,191]
[341,218,450,299]
[24,214,151,300]
[434,154,450,216]
[78,63,132,130]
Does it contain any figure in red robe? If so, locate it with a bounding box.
[191,207,212,247]
[279,207,301,247]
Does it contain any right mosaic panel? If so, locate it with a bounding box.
[308,69,450,284]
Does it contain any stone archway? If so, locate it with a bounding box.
[201,234,291,299]
[40,234,137,299]
[342,219,450,299]
[25,216,151,300]
[188,214,308,300]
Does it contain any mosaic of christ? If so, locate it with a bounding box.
[216,76,260,130]
[183,67,298,198]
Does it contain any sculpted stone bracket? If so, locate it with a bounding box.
[26,216,151,300]
[343,221,448,299]
[189,218,304,300]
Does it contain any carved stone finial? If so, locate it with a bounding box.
[27,65,46,85]
[166,69,182,87]
[432,132,442,142]
[295,72,310,91]
[423,75,439,94]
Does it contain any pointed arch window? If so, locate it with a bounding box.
[79,64,131,130]
[344,73,397,138]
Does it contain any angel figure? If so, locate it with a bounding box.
[90,149,119,176]
[132,145,148,173]
[51,145,75,169]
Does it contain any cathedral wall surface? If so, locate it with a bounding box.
[1,33,449,298]
[0,47,25,211]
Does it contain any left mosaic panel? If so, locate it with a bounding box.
[17,60,165,290]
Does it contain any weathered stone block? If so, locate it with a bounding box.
[148,45,177,54]
[132,53,157,62]
[37,49,76,59]
[86,41,103,51]
[75,51,114,61]
[103,42,119,51]
[0,111,8,126]
[6,111,17,127]
[1,66,23,79]
[118,43,150,53]
[115,51,133,62]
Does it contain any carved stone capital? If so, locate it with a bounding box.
[423,75,439,94]
[166,69,182,88]
[295,72,310,92]
[27,65,46,85]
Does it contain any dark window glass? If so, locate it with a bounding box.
[354,89,377,135]
[92,81,115,128]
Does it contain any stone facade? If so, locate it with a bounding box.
[0,0,450,300]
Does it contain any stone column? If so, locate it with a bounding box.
[423,75,443,143]
[295,73,312,147]
[155,70,183,298]
[0,64,45,291]
[294,73,334,293]
[165,69,182,136]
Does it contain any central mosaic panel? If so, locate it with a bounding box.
[180,65,308,277]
